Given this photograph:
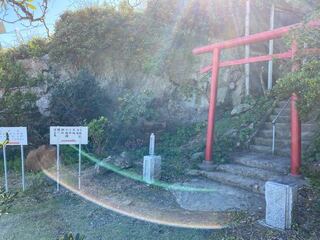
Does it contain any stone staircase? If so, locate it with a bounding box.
[250,100,317,156]
[191,100,317,196]
[193,153,290,195]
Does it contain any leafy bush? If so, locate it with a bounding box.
[87,116,110,156]
[49,70,109,125]
[152,96,273,179]
[0,49,48,145]
[114,90,154,125]
[0,188,17,215]
[274,9,320,119]
[274,60,320,119]
[213,96,274,163]
[110,90,155,149]
[56,232,85,240]
[11,37,49,59]
[49,6,145,74]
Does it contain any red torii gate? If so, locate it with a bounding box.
[192,20,320,176]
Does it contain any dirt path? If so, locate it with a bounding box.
[0,172,218,240]
[43,165,240,229]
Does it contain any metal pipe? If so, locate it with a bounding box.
[271,98,291,154]
[21,145,25,191]
[268,3,275,90]
[245,0,251,96]
[78,144,81,190]
[3,145,8,192]
[56,144,60,191]
[205,48,221,162]
[272,123,276,155]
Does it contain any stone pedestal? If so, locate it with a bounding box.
[143,155,161,184]
[198,161,217,171]
[265,177,299,230]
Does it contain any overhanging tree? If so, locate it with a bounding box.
[0,0,49,35]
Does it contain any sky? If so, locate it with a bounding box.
[0,0,147,47]
[0,0,76,47]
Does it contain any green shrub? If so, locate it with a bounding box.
[0,188,17,215]
[0,49,48,145]
[49,6,145,74]
[110,90,155,149]
[56,232,85,240]
[274,60,320,119]
[11,37,49,59]
[87,116,110,156]
[274,8,320,119]
[49,70,109,125]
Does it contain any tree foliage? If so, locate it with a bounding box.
[274,9,320,119]
[49,70,109,125]
[49,5,145,74]
[87,116,110,156]
[0,0,49,35]
[0,49,46,144]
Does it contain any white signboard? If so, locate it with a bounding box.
[0,127,28,145]
[50,126,88,145]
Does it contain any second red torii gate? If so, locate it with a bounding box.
[192,20,320,176]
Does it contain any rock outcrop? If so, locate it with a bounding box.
[26,145,57,172]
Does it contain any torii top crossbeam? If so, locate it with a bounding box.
[192,20,320,176]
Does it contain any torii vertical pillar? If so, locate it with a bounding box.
[290,41,301,176]
[202,48,221,168]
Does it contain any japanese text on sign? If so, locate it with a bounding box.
[50,126,88,145]
[0,127,28,145]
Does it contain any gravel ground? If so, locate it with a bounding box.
[0,165,319,240]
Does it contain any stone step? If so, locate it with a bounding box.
[263,122,317,132]
[254,137,310,148]
[277,100,290,108]
[250,144,290,156]
[232,153,290,174]
[258,130,315,140]
[269,115,290,123]
[273,107,290,115]
[216,164,281,181]
[198,171,265,195]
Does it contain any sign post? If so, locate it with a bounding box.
[78,144,82,190]
[21,145,25,191]
[50,126,88,191]
[56,143,60,191]
[0,127,28,192]
[3,145,7,192]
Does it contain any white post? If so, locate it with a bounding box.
[3,145,8,192]
[245,0,251,96]
[21,145,25,191]
[78,144,81,190]
[56,144,60,191]
[272,124,276,155]
[268,3,275,90]
[149,133,155,156]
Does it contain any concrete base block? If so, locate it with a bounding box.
[265,176,300,230]
[143,155,161,184]
[198,161,217,171]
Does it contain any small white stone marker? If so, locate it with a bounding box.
[149,133,155,156]
[264,178,299,230]
[143,133,161,184]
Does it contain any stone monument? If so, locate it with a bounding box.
[143,133,161,184]
[263,176,302,230]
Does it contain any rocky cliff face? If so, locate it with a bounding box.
[16,1,309,124]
